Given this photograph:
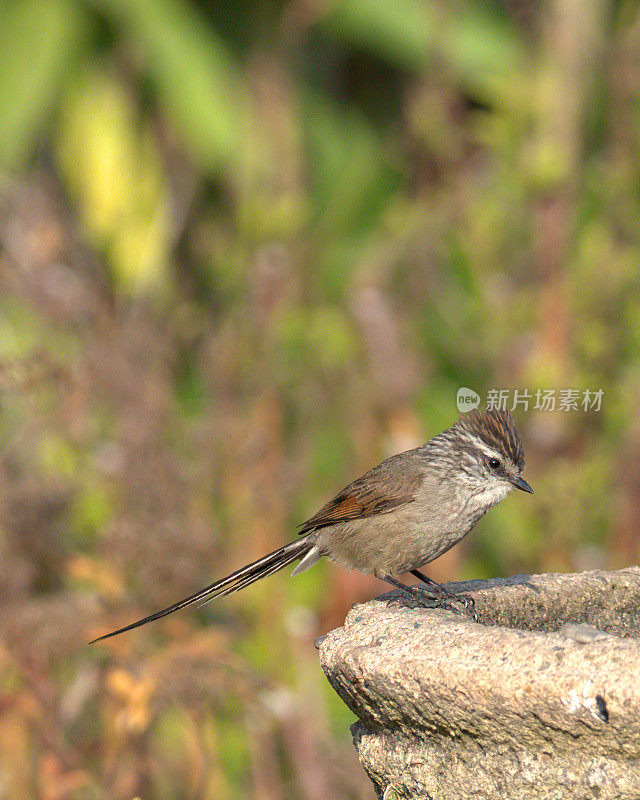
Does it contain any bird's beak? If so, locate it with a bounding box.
[512,475,534,493]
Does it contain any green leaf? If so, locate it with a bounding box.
[303,94,400,235]
[0,0,88,166]
[55,67,173,294]
[98,0,244,172]
[318,0,525,102]
[302,95,401,293]
[318,0,435,68]
[440,9,525,101]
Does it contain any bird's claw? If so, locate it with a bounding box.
[386,592,439,611]
[433,588,479,622]
[386,589,478,622]
[456,593,479,622]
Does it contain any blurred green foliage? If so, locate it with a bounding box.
[1,0,640,798]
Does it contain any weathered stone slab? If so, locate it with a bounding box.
[318,568,640,799]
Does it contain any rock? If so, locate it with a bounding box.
[318,568,640,800]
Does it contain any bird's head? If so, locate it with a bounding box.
[436,408,533,507]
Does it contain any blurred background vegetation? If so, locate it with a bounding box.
[0,0,639,797]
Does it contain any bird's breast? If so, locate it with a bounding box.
[318,492,485,576]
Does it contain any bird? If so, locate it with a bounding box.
[91,407,532,642]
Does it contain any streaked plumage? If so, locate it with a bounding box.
[457,407,525,471]
[91,408,532,642]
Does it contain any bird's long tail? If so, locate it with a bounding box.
[91,536,314,643]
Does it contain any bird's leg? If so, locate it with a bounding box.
[377,572,454,612]
[411,569,478,622]
[410,569,458,601]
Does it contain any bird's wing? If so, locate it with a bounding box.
[298,455,424,534]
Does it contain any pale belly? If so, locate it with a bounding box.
[316,499,492,576]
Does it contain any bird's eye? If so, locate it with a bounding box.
[488,458,501,470]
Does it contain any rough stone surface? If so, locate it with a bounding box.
[318,568,640,799]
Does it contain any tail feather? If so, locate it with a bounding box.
[91,537,313,642]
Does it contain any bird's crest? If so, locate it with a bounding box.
[456,407,525,470]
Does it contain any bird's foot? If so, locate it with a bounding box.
[430,588,478,622]
[387,591,443,611]
[389,588,478,621]
[422,584,479,623]
[454,592,479,622]
[386,588,454,613]
[386,594,416,610]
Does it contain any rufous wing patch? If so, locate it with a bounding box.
[298,469,423,535]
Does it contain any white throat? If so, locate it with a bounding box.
[472,482,511,511]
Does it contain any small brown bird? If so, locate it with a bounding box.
[92,407,532,642]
